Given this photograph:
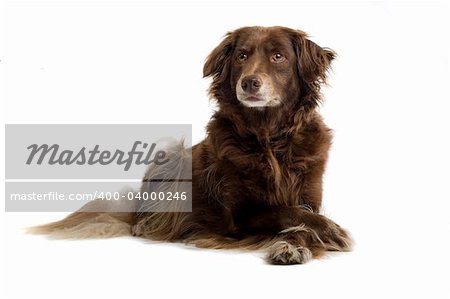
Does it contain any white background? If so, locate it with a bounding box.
[1,1,449,298]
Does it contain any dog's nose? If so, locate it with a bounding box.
[241,75,262,93]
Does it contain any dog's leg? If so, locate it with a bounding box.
[267,240,314,265]
[240,206,352,264]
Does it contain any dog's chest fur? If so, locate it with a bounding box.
[199,115,331,208]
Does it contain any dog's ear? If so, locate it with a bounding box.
[203,31,235,79]
[203,31,236,100]
[287,29,336,86]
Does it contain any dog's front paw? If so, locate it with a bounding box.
[279,215,353,252]
[267,241,312,265]
[317,217,353,252]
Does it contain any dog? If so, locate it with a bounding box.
[31,26,352,265]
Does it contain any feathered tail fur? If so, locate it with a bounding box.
[28,142,190,240]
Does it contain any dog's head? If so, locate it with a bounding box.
[203,26,335,109]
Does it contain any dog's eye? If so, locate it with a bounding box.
[237,53,248,62]
[271,53,285,63]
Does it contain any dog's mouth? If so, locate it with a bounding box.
[237,93,281,108]
[244,95,263,102]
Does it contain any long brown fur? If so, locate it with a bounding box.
[30,26,352,264]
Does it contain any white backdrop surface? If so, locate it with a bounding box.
[1,1,449,299]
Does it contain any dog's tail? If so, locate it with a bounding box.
[27,193,137,239]
[28,141,191,239]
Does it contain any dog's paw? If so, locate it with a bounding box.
[279,216,353,252]
[304,217,353,252]
[266,241,312,265]
[320,219,353,252]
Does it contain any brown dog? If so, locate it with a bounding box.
[32,26,352,265]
